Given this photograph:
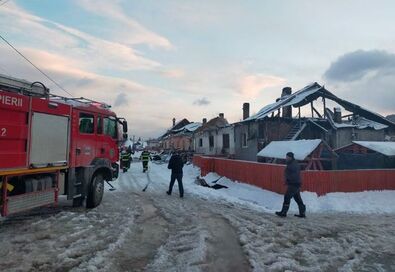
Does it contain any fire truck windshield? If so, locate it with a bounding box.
[103,117,117,139]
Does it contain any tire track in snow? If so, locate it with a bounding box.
[214,205,395,272]
[147,193,251,272]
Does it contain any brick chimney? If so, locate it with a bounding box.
[202,118,207,124]
[281,87,292,118]
[334,107,342,123]
[243,103,250,120]
[219,113,224,118]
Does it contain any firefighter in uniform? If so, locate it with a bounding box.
[140,149,151,173]
[120,146,132,172]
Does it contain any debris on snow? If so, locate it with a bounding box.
[195,176,228,190]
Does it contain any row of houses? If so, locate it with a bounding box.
[157,82,395,168]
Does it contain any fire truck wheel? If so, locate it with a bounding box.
[86,173,104,208]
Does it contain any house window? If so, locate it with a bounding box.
[242,133,248,148]
[209,135,214,147]
[199,138,203,147]
[223,134,230,149]
[79,113,94,134]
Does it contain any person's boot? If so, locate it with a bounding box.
[166,191,171,195]
[295,204,306,218]
[275,204,289,217]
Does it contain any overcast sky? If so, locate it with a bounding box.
[1,0,394,138]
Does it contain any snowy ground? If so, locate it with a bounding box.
[0,161,394,271]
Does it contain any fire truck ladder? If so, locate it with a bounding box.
[0,73,49,97]
[49,94,112,109]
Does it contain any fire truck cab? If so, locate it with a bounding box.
[0,74,128,216]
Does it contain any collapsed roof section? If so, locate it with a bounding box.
[159,118,190,139]
[172,122,202,134]
[245,82,395,128]
[326,109,388,130]
[195,116,229,134]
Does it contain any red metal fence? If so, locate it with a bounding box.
[193,155,395,196]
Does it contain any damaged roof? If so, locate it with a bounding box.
[172,122,202,133]
[245,82,395,128]
[326,113,388,131]
[159,118,190,139]
[195,116,229,133]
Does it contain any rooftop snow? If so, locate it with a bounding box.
[353,141,395,156]
[173,122,202,133]
[257,139,322,160]
[326,110,388,130]
[337,118,388,130]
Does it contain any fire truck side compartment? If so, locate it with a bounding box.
[29,112,70,167]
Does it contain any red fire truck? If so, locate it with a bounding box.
[0,74,128,216]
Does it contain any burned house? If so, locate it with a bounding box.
[159,118,199,151]
[193,114,234,156]
[146,139,160,150]
[234,82,395,161]
[168,122,202,151]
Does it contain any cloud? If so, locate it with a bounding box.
[236,74,286,98]
[76,0,173,50]
[0,2,161,73]
[114,92,129,107]
[0,44,199,138]
[324,50,395,82]
[160,68,185,78]
[193,97,210,106]
[323,49,395,115]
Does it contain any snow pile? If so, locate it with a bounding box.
[109,162,395,214]
[181,165,395,214]
[257,139,322,160]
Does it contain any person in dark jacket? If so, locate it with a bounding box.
[275,152,306,218]
[166,151,184,198]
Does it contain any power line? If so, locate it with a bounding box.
[0,33,73,97]
[0,0,12,7]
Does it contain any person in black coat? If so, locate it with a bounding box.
[166,151,184,198]
[275,152,306,218]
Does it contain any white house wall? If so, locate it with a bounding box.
[193,126,235,156]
